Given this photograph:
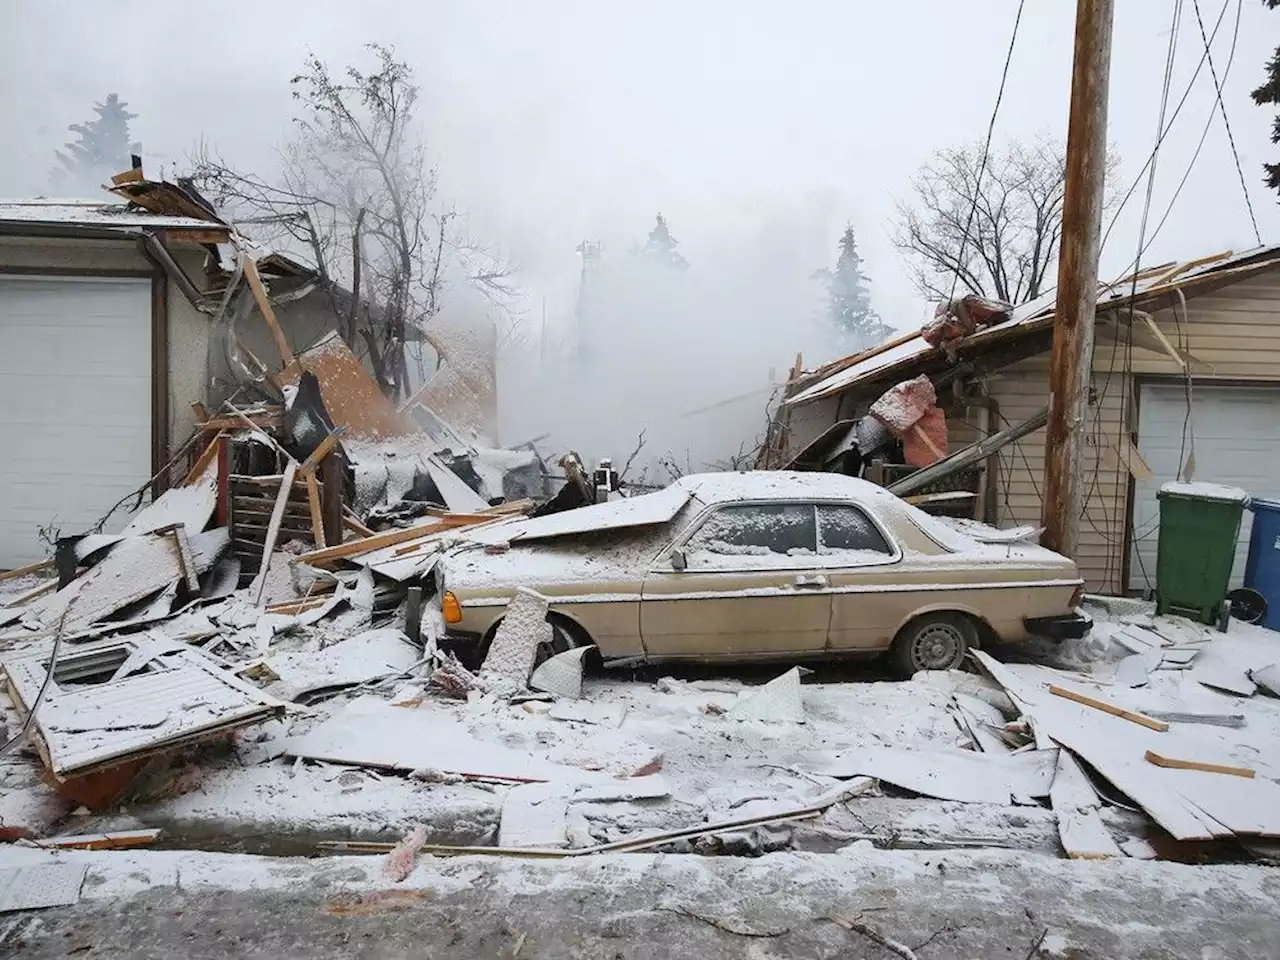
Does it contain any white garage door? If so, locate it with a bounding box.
[1129,383,1280,593]
[0,276,152,568]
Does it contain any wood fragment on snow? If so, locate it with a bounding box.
[250,461,299,606]
[1048,685,1169,731]
[0,559,54,583]
[1144,750,1255,779]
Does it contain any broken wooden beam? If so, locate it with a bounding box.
[0,558,54,583]
[886,405,1049,498]
[1048,685,1170,732]
[240,254,295,367]
[1144,750,1255,778]
[250,461,299,605]
[297,428,346,478]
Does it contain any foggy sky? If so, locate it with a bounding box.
[3,0,1278,347]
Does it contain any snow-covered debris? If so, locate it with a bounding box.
[529,646,591,699]
[726,667,807,723]
[478,587,551,696]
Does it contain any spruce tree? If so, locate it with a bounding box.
[820,226,890,348]
[52,94,141,193]
[1252,1,1280,194]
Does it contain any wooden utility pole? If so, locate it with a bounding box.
[1041,0,1114,556]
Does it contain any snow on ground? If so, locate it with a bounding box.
[45,670,966,849]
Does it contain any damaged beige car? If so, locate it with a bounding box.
[437,472,1087,677]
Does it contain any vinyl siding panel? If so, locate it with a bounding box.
[987,269,1280,594]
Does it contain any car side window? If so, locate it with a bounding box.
[816,504,894,563]
[683,503,817,568]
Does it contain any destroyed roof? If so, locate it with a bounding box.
[0,199,230,233]
[786,245,1280,407]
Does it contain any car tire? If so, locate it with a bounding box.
[890,613,977,677]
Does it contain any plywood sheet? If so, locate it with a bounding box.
[277,332,414,439]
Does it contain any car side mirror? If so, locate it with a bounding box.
[670,549,687,571]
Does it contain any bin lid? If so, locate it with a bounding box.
[1158,480,1250,504]
[1250,496,1280,513]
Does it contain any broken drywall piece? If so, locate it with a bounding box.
[17,533,185,635]
[1191,655,1257,697]
[913,669,1015,714]
[1050,750,1121,860]
[1112,649,1163,687]
[480,587,551,695]
[953,694,1012,754]
[573,775,671,803]
[810,746,1057,804]
[119,467,217,538]
[0,862,87,913]
[548,701,626,727]
[529,646,591,699]
[1250,662,1280,698]
[263,629,421,702]
[727,667,806,723]
[422,453,489,513]
[498,782,571,848]
[284,695,599,783]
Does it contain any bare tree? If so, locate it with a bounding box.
[893,138,1119,306]
[191,44,515,398]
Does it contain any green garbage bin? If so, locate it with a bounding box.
[1155,481,1250,625]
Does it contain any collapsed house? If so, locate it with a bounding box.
[760,245,1280,594]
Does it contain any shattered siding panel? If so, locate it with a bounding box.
[3,643,282,778]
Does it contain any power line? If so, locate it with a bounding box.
[1099,0,1232,259]
[1190,0,1261,245]
[948,0,1027,302]
[1141,0,1245,257]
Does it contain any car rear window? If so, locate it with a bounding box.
[816,505,893,557]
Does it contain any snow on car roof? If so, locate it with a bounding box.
[679,470,895,504]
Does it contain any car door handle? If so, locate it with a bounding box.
[794,574,829,588]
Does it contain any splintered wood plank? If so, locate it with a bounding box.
[1048,685,1169,731]
[1145,751,1255,779]
[241,254,295,366]
[298,428,346,478]
[0,558,54,583]
[306,472,326,549]
[250,461,299,606]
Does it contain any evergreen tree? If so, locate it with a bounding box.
[643,214,688,269]
[1253,1,1280,194]
[52,94,141,193]
[818,226,890,348]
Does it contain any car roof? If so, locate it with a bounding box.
[676,470,899,507]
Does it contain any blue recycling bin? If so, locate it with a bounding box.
[1244,497,1280,631]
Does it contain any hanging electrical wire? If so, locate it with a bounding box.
[1140,0,1244,259]
[1191,0,1262,245]
[947,0,1026,302]
[1099,0,1232,259]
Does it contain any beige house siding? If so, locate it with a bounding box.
[976,269,1280,593]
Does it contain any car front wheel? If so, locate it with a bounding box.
[890,613,977,676]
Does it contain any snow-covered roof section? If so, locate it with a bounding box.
[0,199,228,232]
[681,470,900,505]
[786,245,1280,407]
[466,483,695,544]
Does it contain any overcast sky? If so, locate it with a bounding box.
[3,0,1278,339]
